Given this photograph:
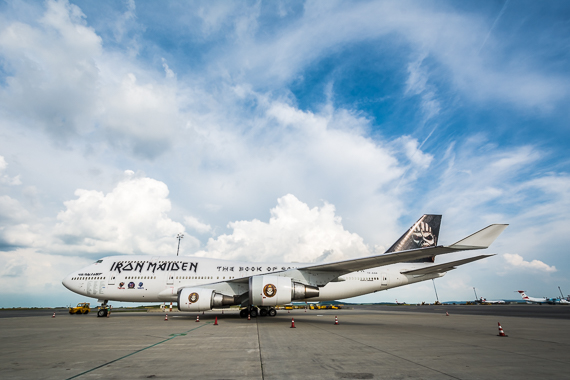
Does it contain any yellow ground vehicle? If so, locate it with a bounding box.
[69,302,90,314]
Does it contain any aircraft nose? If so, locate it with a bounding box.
[62,274,73,291]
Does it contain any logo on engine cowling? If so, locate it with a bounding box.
[188,292,199,303]
[263,284,277,298]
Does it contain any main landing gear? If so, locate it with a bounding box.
[240,306,277,318]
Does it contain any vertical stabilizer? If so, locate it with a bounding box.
[518,290,529,300]
[385,215,442,262]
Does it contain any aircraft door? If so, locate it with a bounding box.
[98,279,105,295]
[92,281,100,295]
[381,273,389,286]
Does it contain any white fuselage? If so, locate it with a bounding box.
[518,291,550,304]
[62,255,444,304]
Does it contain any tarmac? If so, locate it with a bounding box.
[1,305,569,379]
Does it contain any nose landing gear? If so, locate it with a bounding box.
[97,300,111,317]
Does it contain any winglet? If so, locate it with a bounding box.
[448,224,508,249]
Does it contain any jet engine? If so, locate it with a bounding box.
[178,288,234,312]
[249,275,319,306]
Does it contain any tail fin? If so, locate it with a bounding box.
[385,214,442,262]
[517,290,529,300]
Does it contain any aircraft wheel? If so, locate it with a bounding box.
[259,308,268,317]
[239,309,248,318]
[97,309,107,318]
[249,308,258,318]
[268,308,277,317]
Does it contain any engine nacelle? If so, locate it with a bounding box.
[249,275,320,306]
[178,288,234,312]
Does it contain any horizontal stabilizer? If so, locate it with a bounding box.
[449,224,508,249]
[400,254,494,275]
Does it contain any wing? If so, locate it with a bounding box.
[299,224,508,274]
[185,224,507,292]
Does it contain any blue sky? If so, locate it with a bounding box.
[0,0,569,307]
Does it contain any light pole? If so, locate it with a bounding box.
[176,233,184,256]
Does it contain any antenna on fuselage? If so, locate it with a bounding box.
[176,233,184,256]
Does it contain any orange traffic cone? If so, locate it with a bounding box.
[164,314,168,321]
[290,318,296,328]
[248,314,251,320]
[214,316,218,325]
[196,315,200,322]
[334,316,339,325]
[446,311,449,316]
[52,312,55,318]
[497,322,508,337]
[169,302,172,312]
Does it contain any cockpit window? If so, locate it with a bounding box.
[95,259,103,263]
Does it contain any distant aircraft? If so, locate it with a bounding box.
[473,287,505,304]
[516,290,568,304]
[517,290,548,304]
[395,299,406,305]
[62,215,507,318]
[477,297,505,304]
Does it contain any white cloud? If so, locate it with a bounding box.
[503,253,556,273]
[218,2,567,109]
[52,175,196,255]
[0,156,21,185]
[0,0,184,158]
[0,195,29,223]
[396,136,434,170]
[0,248,89,296]
[422,143,543,230]
[0,0,102,140]
[161,57,176,79]
[196,194,370,263]
[184,216,211,234]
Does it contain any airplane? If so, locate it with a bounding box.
[476,297,505,304]
[516,290,569,305]
[395,299,406,305]
[473,287,505,304]
[62,215,508,318]
[516,291,549,304]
